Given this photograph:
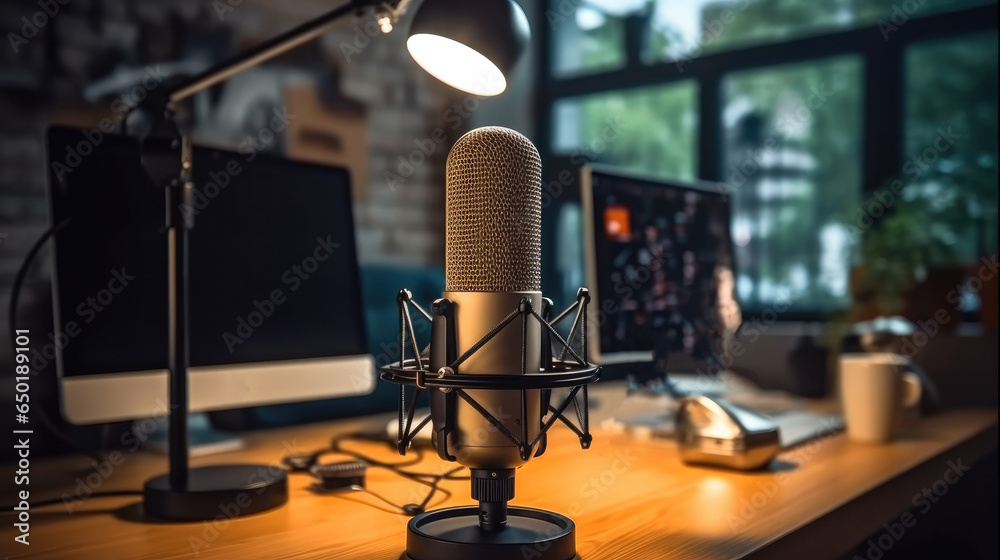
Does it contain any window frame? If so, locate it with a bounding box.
[536,2,999,321]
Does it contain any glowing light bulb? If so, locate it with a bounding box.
[406,34,506,96]
[378,16,393,34]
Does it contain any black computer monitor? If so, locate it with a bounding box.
[582,165,741,373]
[47,126,374,424]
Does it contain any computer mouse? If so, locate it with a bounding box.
[675,395,781,470]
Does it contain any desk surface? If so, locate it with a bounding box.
[1,396,995,560]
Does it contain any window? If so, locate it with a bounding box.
[547,0,995,70]
[542,1,998,317]
[642,0,995,64]
[722,57,863,312]
[905,31,999,262]
[551,81,698,181]
[548,1,629,77]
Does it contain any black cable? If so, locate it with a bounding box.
[330,437,469,482]
[355,466,463,516]
[0,490,143,512]
[412,466,465,512]
[8,217,72,348]
[293,433,469,516]
[345,464,464,516]
[8,217,104,464]
[358,486,424,514]
[331,435,426,469]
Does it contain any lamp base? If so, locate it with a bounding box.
[404,506,576,560]
[143,465,287,521]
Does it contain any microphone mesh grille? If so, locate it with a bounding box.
[446,126,542,292]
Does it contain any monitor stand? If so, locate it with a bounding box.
[142,413,246,457]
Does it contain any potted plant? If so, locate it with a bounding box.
[851,175,967,327]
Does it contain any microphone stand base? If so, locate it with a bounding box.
[405,505,576,560]
[143,465,288,521]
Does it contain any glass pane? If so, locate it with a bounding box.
[905,31,998,265]
[548,0,632,77]
[721,56,863,312]
[644,0,993,64]
[551,81,698,181]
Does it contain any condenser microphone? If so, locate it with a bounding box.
[381,126,600,560]
[436,126,543,515]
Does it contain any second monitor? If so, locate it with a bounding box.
[582,164,741,372]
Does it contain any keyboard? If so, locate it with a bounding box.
[772,410,844,449]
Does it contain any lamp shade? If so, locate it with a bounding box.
[406,0,530,96]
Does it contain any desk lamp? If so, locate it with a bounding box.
[139,0,530,521]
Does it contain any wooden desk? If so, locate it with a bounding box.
[1,404,995,560]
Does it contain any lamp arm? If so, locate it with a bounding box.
[168,0,403,105]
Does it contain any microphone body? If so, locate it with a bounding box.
[431,290,542,469]
[431,125,543,530]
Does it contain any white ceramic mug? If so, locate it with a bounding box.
[840,353,922,444]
